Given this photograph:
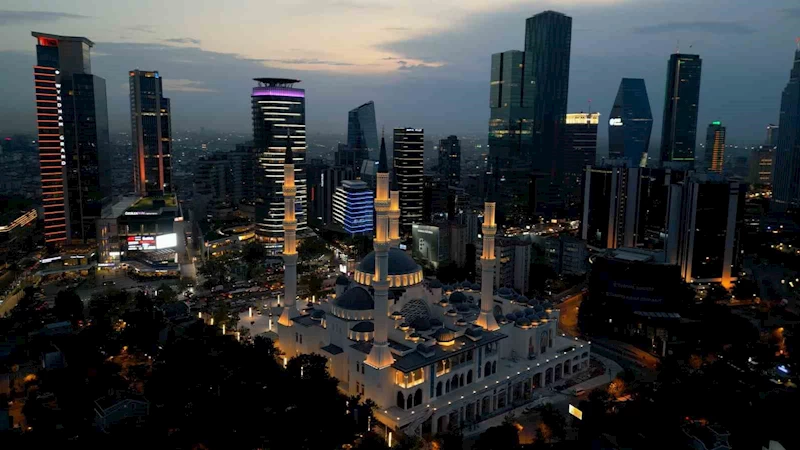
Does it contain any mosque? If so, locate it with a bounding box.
[275,136,591,437]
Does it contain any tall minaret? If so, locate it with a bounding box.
[278,136,299,327]
[475,201,499,331]
[388,135,401,247]
[365,136,394,369]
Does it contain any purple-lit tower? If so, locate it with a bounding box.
[252,78,308,252]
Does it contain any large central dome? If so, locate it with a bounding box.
[352,247,424,287]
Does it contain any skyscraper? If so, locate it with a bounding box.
[437,135,461,186]
[347,101,379,163]
[766,124,779,147]
[660,53,702,164]
[608,78,653,166]
[393,128,424,231]
[563,112,599,194]
[130,70,172,196]
[251,78,307,250]
[704,121,726,173]
[32,32,110,246]
[333,180,374,235]
[772,49,800,209]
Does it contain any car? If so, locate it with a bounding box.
[102,280,116,286]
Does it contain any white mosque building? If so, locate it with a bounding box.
[275,137,592,437]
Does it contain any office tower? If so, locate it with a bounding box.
[229,143,257,205]
[393,128,424,230]
[666,176,746,288]
[660,53,702,164]
[582,165,679,250]
[608,78,653,166]
[474,236,531,294]
[766,124,779,147]
[488,50,534,219]
[772,49,800,209]
[704,121,726,173]
[251,78,307,250]
[347,101,379,162]
[748,147,774,186]
[562,113,599,205]
[130,70,172,195]
[332,180,374,235]
[438,135,461,186]
[32,32,110,246]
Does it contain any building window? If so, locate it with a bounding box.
[295,332,299,342]
[362,364,365,374]
[356,362,360,372]
[484,361,491,377]
[467,370,473,384]
[397,392,405,409]
[492,361,497,374]
[436,381,442,397]
[414,388,422,406]
[356,381,360,393]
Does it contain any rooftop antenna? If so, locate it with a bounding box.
[675,39,680,54]
[796,37,800,50]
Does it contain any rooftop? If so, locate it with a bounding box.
[32,31,94,47]
[392,331,507,373]
[254,77,301,87]
[127,195,178,211]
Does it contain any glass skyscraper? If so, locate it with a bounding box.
[32,32,110,246]
[562,113,599,207]
[660,53,702,164]
[347,101,379,164]
[251,78,307,250]
[393,128,424,230]
[130,70,172,195]
[772,49,800,209]
[608,78,653,166]
[704,121,726,174]
[438,135,461,186]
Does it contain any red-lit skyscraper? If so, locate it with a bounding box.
[130,70,172,196]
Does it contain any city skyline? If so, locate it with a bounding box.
[0,2,797,147]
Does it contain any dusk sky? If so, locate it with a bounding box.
[1,1,798,146]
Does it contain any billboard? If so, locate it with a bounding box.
[412,224,440,268]
[127,235,156,250]
[156,233,177,249]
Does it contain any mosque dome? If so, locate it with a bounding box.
[470,283,480,291]
[434,327,456,344]
[351,321,374,333]
[449,291,468,304]
[335,274,350,286]
[333,287,374,311]
[353,248,423,287]
[428,279,443,289]
[410,317,432,332]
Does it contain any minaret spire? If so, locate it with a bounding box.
[475,195,499,331]
[278,130,299,327]
[365,131,394,369]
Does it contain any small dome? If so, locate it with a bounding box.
[455,318,468,327]
[428,279,443,289]
[460,280,472,288]
[498,287,513,296]
[534,304,544,312]
[434,327,456,343]
[311,309,325,320]
[471,283,480,290]
[399,322,410,330]
[537,311,548,319]
[410,317,432,332]
[524,307,536,315]
[514,310,525,318]
[352,321,374,333]
[449,291,468,304]
[528,298,540,306]
[526,313,538,321]
[505,313,517,321]
[515,318,531,327]
[391,311,403,320]
[439,299,449,307]
[443,284,454,292]
[430,318,443,327]
[336,274,350,286]
[542,301,553,309]
[333,287,374,311]
[456,304,470,312]
[446,309,458,317]
[409,332,422,339]
[518,295,529,303]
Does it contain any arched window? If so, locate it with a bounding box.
[436,381,442,397]
[446,380,450,393]
[452,374,459,389]
[467,370,473,384]
[492,361,497,374]
[528,336,535,357]
[414,388,422,406]
[484,362,491,377]
[406,394,413,409]
[540,331,549,354]
[460,374,465,387]
[397,391,405,409]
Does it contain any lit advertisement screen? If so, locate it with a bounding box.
[156,233,177,249]
[127,235,156,251]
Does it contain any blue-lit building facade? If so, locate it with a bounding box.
[773,49,800,210]
[251,78,308,250]
[608,78,653,167]
[660,54,702,164]
[332,180,374,235]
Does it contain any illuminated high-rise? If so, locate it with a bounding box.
[251,78,307,250]
[437,135,461,186]
[773,49,800,209]
[393,128,424,231]
[130,70,172,195]
[704,121,726,173]
[608,78,653,166]
[32,32,110,246]
[333,180,374,235]
[660,53,702,164]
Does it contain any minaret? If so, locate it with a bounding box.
[278,136,299,327]
[365,136,394,369]
[388,134,401,247]
[475,201,499,331]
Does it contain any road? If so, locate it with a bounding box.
[73,270,178,303]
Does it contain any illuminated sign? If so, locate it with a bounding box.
[569,404,583,420]
[156,233,178,249]
[124,211,160,216]
[609,118,623,127]
[40,256,62,264]
[127,235,157,250]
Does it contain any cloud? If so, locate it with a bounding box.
[255,57,355,67]
[632,21,756,35]
[125,25,155,34]
[165,37,202,45]
[781,7,800,18]
[161,79,216,93]
[0,10,88,25]
[383,27,411,31]
[396,60,442,71]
